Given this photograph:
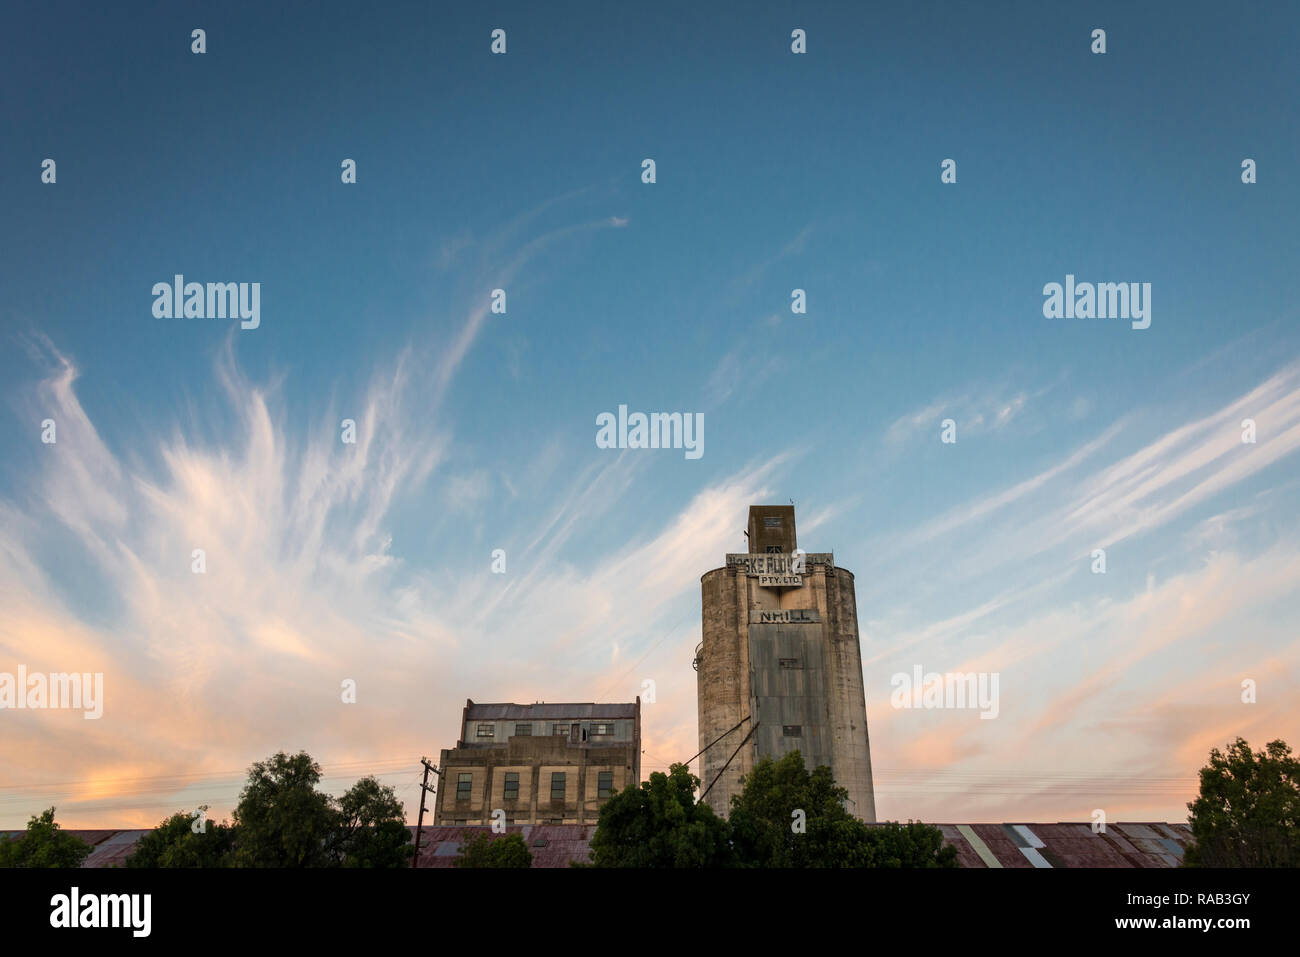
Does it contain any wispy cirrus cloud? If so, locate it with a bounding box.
[0,328,793,824]
[884,386,1034,445]
[862,357,1300,821]
[727,224,815,300]
[6,315,1299,828]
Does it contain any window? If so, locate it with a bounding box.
[503,772,519,801]
[475,723,494,738]
[591,723,612,736]
[765,545,782,553]
[456,772,472,800]
[598,771,614,799]
[764,516,783,529]
[552,723,570,736]
[782,725,803,737]
[550,772,566,801]
[513,723,532,736]
[779,658,803,670]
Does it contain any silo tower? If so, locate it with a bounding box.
[695,505,876,820]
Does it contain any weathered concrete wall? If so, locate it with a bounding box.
[697,510,876,821]
[697,565,750,816]
[820,565,876,821]
[433,734,639,826]
[748,619,834,774]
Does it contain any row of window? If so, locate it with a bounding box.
[451,819,566,826]
[475,722,616,738]
[455,770,615,801]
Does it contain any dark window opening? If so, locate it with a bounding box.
[779,658,803,670]
[456,772,472,800]
[503,772,519,801]
[513,723,532,736]
[782,725,803,737]
[550,772,566,801]
[598,771,614,799]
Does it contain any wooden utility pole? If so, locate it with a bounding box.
[411,756,440,869]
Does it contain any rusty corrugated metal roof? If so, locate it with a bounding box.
[927,822,1195,869]
[410,824,595,868]
[82,829,151,868]
[464,701,637,721]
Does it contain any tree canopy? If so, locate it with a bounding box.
[454,832,533,868]
[1184,737,1300,867]
[729,751,957,868]
[330,775,412,868]
[729,750,857,866]
[586,752,955,868]
[587,763,734,867]
[124,806,236,868]
[230,750,339,867]
[123,751,411,868]
[0,808,91,868]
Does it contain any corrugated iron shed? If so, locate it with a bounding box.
[930,822,1194,868]
[83,829,151,868]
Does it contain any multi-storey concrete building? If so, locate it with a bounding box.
[432,699,641,826]
[695,505,876,821]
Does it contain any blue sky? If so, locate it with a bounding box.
[1,0,1298,826]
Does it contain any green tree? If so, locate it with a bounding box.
[454,832,533,868]
[329,776,411,868]
[729,751,956,868]
[230,751,338,867]
[840,820,958,868]
[587,763,733,867]
[1184,737,1300,867]
[729,750,854,867]
[0,808,92,868]
[124,806,236,868]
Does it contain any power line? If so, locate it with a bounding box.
[0,756,422,796]
[592,609,698,702]
[0,764,434,816]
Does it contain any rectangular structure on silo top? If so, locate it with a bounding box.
[696,506,876,821]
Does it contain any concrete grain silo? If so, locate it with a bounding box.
[694,505,876,821]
